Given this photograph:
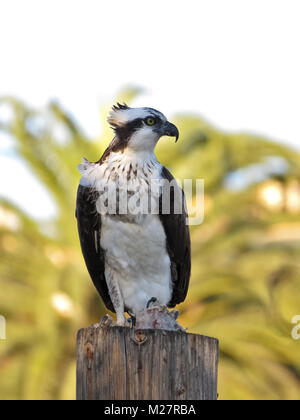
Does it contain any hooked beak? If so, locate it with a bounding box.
[163,121,179,142]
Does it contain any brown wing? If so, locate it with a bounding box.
[76,184,115,312]
[159,166,191,307]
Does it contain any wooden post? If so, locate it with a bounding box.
[77,326,219,400]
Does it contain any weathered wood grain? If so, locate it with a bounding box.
[76,326,219,400]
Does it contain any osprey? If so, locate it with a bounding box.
[76,104,191,325]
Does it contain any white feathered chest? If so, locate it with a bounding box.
[79,150,172,315]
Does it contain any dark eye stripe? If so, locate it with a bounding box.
[111,115,163,146]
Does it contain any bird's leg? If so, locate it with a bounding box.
[105,266,127,326]
[116,312,127,326]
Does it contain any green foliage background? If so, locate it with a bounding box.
[0,89,300,400]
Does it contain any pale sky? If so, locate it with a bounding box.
[0,0,299,219]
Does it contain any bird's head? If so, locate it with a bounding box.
[108,103,179,153]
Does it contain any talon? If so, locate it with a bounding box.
[146,297,157,309]
[98,314,114,327]
[127,316,136,327]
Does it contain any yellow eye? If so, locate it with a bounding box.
[145,117,156,126]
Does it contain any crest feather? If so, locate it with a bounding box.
[113,102,129,111]
[108,103,130,128]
